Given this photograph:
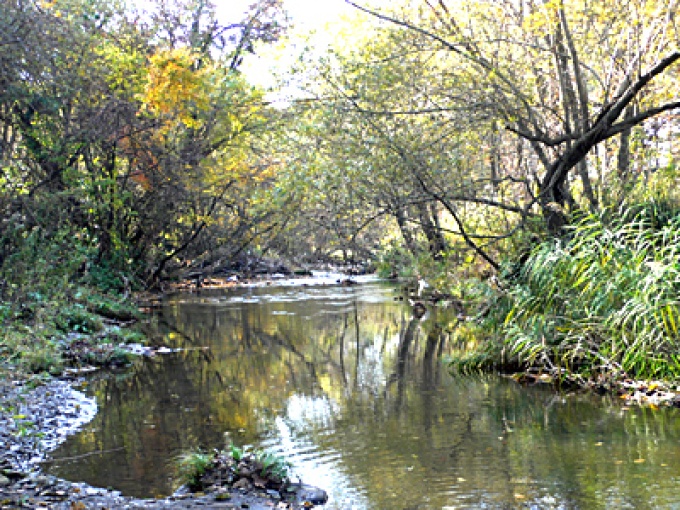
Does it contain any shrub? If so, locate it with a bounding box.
[54,305,102,334]
[483,201,680,382]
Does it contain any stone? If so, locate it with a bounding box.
[266,489,281,500]
[293,484,328,506]
[238,467,253,477]
[232,478,252,490]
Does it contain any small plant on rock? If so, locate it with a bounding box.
[255,450,291,481]
[175,450,213,491]
[174,444,293,495]
[229,443,245,462]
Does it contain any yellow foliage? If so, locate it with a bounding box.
[95,42,146,98]
[141,48,211,129]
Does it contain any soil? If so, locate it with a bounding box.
[0,376,325,510]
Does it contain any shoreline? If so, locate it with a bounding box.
[0,375,323,509]
[2,275,679,508]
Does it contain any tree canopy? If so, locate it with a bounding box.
[268,0,680,269]
[1,0,679,286]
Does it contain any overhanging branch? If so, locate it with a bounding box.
[605,101,680,138]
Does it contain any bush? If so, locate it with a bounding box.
[54,305,102,334]
[0,225,143,377]
[483,201,680,381]
[375,241,415,278]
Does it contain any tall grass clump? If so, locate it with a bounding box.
[487,200,680,382]
[0,224,141,375]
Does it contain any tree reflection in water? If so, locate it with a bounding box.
[48,283,680,509]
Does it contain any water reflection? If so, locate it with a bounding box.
[49,282,680,508]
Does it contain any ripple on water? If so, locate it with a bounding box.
[255,415,372,509]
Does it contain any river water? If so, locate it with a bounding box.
[49,277,680,509]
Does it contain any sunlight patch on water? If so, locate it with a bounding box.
[264,414,370,510]
[285,393,341,426]
[355,341,387,389]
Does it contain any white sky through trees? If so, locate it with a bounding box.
[223,0,352,28]
[129,0,359,93]
[226,0,357,92]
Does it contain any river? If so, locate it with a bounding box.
[48,276,680,509]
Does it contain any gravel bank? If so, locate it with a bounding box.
[0,377,323,509]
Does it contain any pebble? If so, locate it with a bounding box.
[0,377,326,509]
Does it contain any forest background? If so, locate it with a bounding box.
[1,0,680,385]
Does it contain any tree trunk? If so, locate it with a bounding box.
[577,159,598,211]
[617,126,632,180]
[395,208,418,256]
[416,202,446,260]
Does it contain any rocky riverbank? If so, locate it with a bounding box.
[0,268,369,509]
[0,376,326,509]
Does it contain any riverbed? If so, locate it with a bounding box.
[46,276,680,509]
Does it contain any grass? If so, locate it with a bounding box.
[0,227,143,377]
[176,450,213,491]
[451,200,680,384]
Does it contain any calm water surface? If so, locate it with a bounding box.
[49,278,680,509]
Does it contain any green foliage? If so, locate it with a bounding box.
[255,450,292,480]
[18,343,64,375]
[54,305,102,334]
[175,450,213,491]
[104,327,146,345]
[0,330,63,375]
[229,443,244,462]
[175,445,292,492]
[83,260,130,294]
[80,290,140,322]
[447,348,497,375]
[375,242,416,278]
[224,442,290,478]
[485,201,680,381]
[0,224,143,376]
[0,303,11,323]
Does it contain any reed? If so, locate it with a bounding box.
[463,200,680,382]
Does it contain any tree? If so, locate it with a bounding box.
[273,8,533,269]
[0,0,290,284]
[341,0,680,237]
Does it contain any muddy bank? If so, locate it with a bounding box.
[0,377,325,509]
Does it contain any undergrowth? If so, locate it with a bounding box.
[451,200,680,383]
[0,226,142,376]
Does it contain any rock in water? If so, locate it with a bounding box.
[293,484,328,506]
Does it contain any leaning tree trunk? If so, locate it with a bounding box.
[395,208,418,256]
[416,202,447,260]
